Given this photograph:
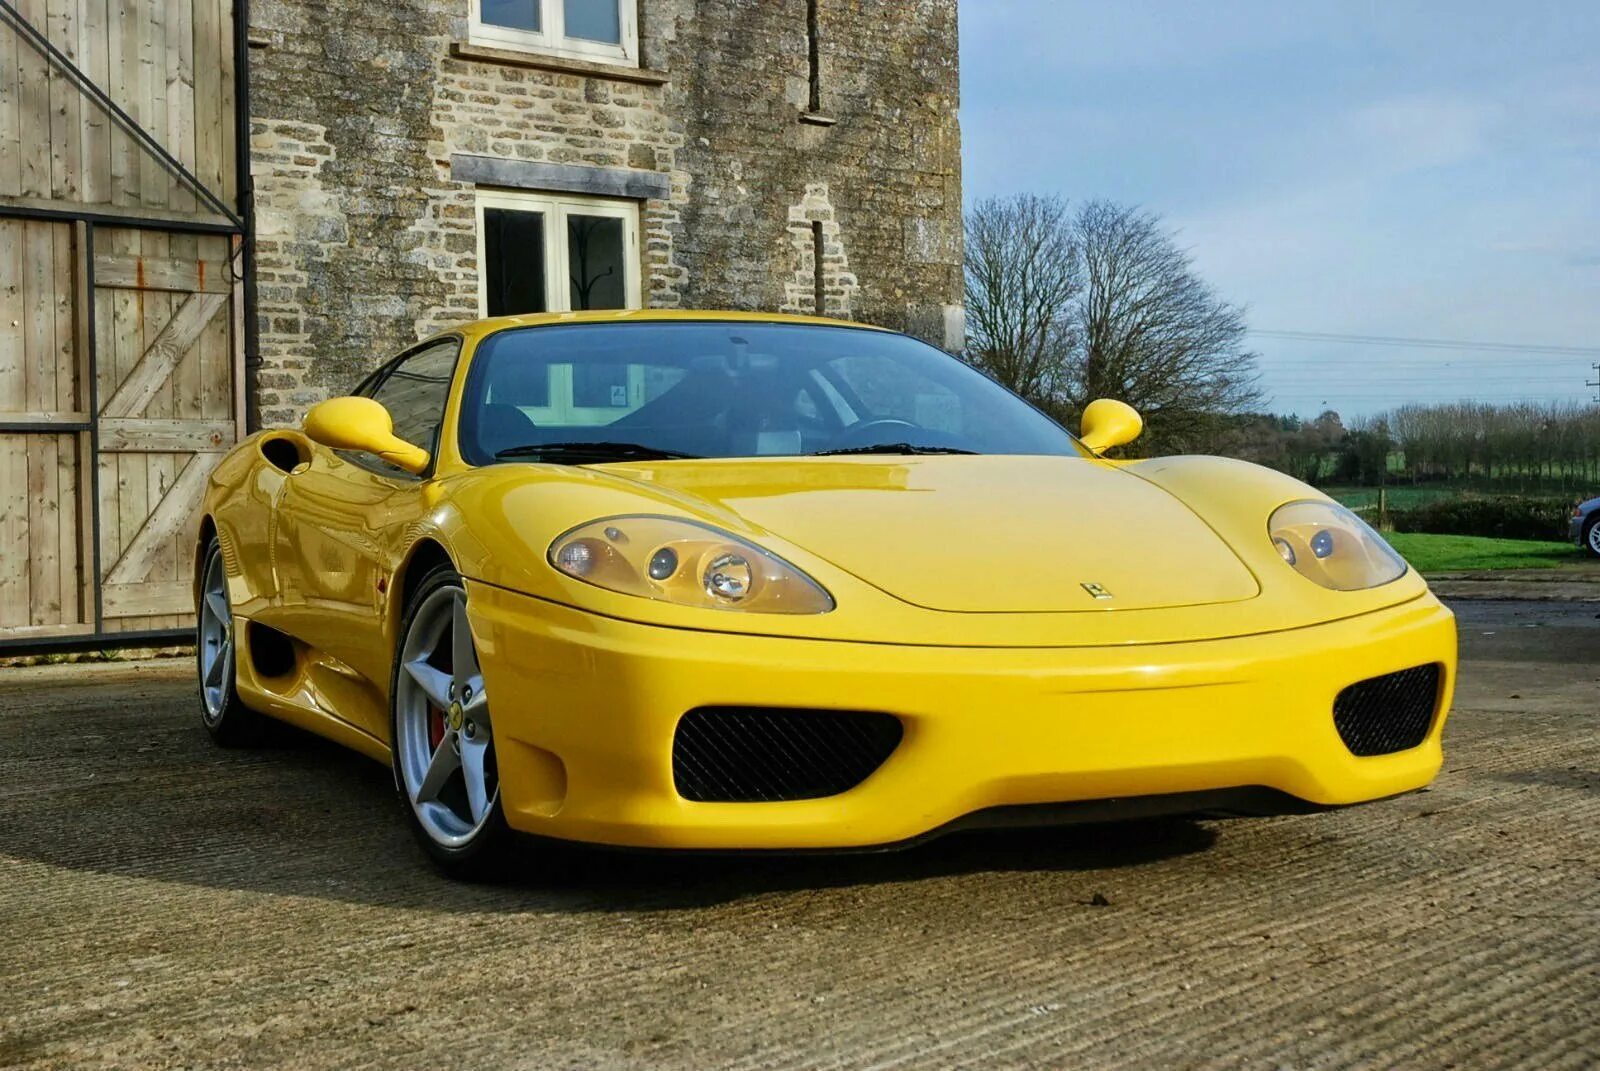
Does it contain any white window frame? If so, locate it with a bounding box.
[469,0,638,67]
[474,189,642,317]
[475,189,644,426]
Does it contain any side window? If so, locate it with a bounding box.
[351,341,459,476]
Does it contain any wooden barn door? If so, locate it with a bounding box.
[0,217,94,642]
[92,226,239,633]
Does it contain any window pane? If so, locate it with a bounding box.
[567,214,626,310]
[480,0,539,31]
[484,208,548,317]
[564,0,621,43]
[364,343,458,472]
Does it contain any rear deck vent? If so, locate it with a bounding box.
[1333,664,1442,757]
[672,707,903,802]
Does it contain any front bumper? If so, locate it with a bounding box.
[1571,514,1586,546]
[467,584,1457,850]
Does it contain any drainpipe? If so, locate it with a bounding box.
[233,0,262,433]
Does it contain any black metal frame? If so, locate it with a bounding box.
[0,0,255,654]
[0,201,241,234]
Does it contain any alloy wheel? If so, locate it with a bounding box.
[198,551,235,724]
[395,587,499,848]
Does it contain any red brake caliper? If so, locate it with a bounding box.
[428,706,445,750]
[427,646,454,751]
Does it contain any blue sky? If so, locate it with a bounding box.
[960,1,1600,417]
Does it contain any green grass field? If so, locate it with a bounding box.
[1385,532,1583,573]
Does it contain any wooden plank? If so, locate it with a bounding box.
[140,233,178,625]
[202,234,231,423]
[52,218,75,413]
[93,251,231,293]
[16,0,51,199]
[64,221,88,625]
[108,0,135,207]
[20,220,57,418]
[93,275,118,612]
[140,0,166,209]
[103,231,140,605]
[170,234,203,440]
[192,0,221,198]
[0,220,22,413]
[0,411,90,424]
[0,0,21,197]
[103,449,217,585]
[78,0,112,205]
[100,418,233,453]
[26,434,61,625]
[102,580,192,616]
[169,0,196,216]
[0,433,28,627]
[100,289,227,418]
[0,622,94,640]
[216,0,236,204]
[96,446,118,613]
[58,429,79,622]
[46,0,81,202]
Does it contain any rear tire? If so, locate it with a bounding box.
[1584,517,1600,559]
[389,562,513,879]
[197,539,269,746]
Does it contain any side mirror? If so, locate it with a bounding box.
[303,396,431,475]
[1078,399,1143,455]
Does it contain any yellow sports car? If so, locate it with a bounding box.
[195,311,1456,876]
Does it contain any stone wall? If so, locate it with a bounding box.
[247,0,962,426]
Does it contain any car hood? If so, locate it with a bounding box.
[599,455,1260,613]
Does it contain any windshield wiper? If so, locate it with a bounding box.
[495,441,702,463]
[809,442,978,457]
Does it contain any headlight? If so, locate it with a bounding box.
[548,516,835,614]
[1267,500,1407,591]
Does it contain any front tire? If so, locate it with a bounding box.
[390,563,512,878]
[197,539,269,746]
[1585,517,1600,559]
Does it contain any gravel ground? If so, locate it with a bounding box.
[2,599,1597,1070]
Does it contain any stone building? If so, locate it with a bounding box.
[0,0,960,647]
[248,0,965,425]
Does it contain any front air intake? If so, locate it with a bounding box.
[1333,664,1442,757]
[672,707,903,802]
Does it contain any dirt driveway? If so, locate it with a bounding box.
[2,599,1597,1070]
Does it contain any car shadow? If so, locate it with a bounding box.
[504,818,1218,912]
[3,676,1219,915]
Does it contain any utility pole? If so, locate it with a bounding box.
[1590,364,1600,403]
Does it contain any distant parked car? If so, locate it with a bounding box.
[1572,498,1600,557]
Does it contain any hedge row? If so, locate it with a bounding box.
[1382,495,1577,541]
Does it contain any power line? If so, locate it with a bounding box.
[1249,329,1600,357]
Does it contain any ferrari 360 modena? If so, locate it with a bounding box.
[195,311,1456,876]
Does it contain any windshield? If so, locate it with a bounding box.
[458,322,1079,464]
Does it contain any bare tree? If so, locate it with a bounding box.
[962,194,1079,400]
[1068,201,1262,451]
